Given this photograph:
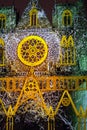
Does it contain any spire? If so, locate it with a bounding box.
[31,0,39,7]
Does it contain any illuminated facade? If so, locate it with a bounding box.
[0,0,87,130]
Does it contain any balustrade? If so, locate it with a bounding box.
[0,76,86,92]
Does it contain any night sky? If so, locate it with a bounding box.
[0,0,87,22]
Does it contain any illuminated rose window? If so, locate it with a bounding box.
[17,35,48,66]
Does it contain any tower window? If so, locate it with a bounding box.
[59,35,76,66]
[29,3,38,27]
[31,13,37,26]
[62,10,72,26]
[0,14,6,30]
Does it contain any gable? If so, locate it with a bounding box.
[16,1,51,30]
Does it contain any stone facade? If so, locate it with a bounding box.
[0,0,87,129]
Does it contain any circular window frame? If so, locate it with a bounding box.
[17,35,48,66]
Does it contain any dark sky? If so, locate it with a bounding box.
[0,0,87,22]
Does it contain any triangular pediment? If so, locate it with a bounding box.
[16,0,51,30]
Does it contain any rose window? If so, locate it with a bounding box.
[17,35,48,66]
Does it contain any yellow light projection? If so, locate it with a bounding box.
[17,35,48,66]
[62,9,72,26]
[58,35,76,66]
[29,3,38,27]
[0,38,5,66]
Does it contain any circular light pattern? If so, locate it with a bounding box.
[62,97,70,107]
[17,35,48,66]
[24,79,37,93]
